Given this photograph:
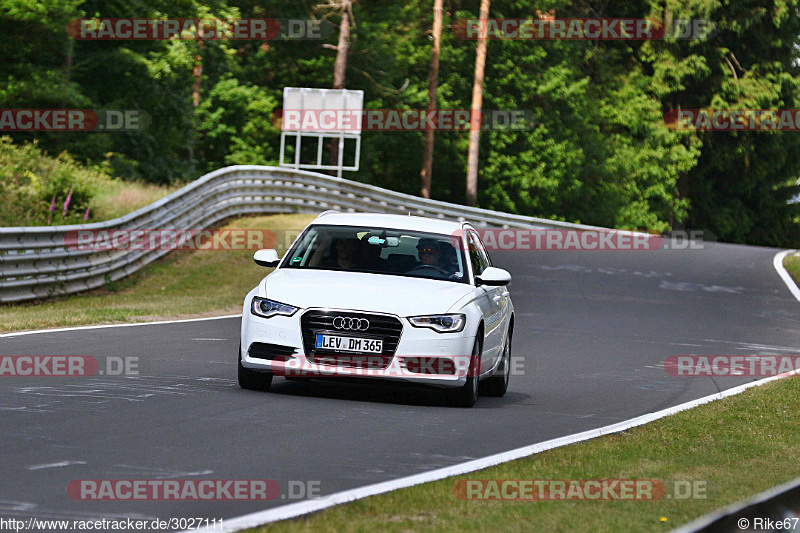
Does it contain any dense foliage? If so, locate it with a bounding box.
[1,0,799,245]
[0,136,109,225]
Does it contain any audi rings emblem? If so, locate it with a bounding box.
[332,316,370,331]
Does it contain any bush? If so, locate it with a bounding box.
[0,136,113,226]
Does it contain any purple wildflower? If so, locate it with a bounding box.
[63,187,73,217]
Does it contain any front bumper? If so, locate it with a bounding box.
[241,308,478,388]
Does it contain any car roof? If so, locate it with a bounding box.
[312,212,471,236]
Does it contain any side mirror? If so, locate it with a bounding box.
[476,266,511,286]
[254,249,280,268]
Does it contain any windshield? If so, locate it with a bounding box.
[282,224,469,284]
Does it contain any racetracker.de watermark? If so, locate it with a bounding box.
[67,479,321,501]
[0,356,138,377]
[453,479,709,500]
[275,109,534,131]
[268,354,525,378]
[64,229,302,252]
[68,18,330,40]
[455,229,710,251]
[1,517,225,532]
[664,355,800,377]
[0,109,149,132]
[453,18,716,40]
[665,109,800,131]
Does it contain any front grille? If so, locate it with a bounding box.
[248,342,298,361]
[301,309,403,368]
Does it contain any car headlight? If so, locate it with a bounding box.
[407,313,466,333]
[251,297,298,319]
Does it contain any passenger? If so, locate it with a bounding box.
[309,233,359,269]
[329,238,358,269]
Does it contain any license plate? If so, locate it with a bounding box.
[315,334,383,354]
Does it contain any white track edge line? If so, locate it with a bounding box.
[773,249,800,302]
[190,369,800,533]
[0,314,242,338]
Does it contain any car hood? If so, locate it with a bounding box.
[261,268,474,316]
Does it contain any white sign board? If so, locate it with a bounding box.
[279,87,364,177]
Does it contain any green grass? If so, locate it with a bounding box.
[89,178,177,221]
[784,252,800,287]
[0,213,316,333]
[252,376,800,532]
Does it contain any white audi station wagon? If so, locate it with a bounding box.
[238,212,514,407]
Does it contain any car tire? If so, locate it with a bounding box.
[238,343,273,391]
[445,335,482,408]
[480,329,511,397]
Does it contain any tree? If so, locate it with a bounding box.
[321,0,354,170]
[641,0,800,245]
[465,0,490,207]
[420,0,443,199]
[3,0,799,246]
[331,0,352,90]
[195,77,279,173]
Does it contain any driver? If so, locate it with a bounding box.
[416,238,440,266]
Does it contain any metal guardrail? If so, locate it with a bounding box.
[673,476,800,532]
[0,165,603,303]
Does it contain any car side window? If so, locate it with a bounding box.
[467,231,489,277]
[473,231,493,269]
